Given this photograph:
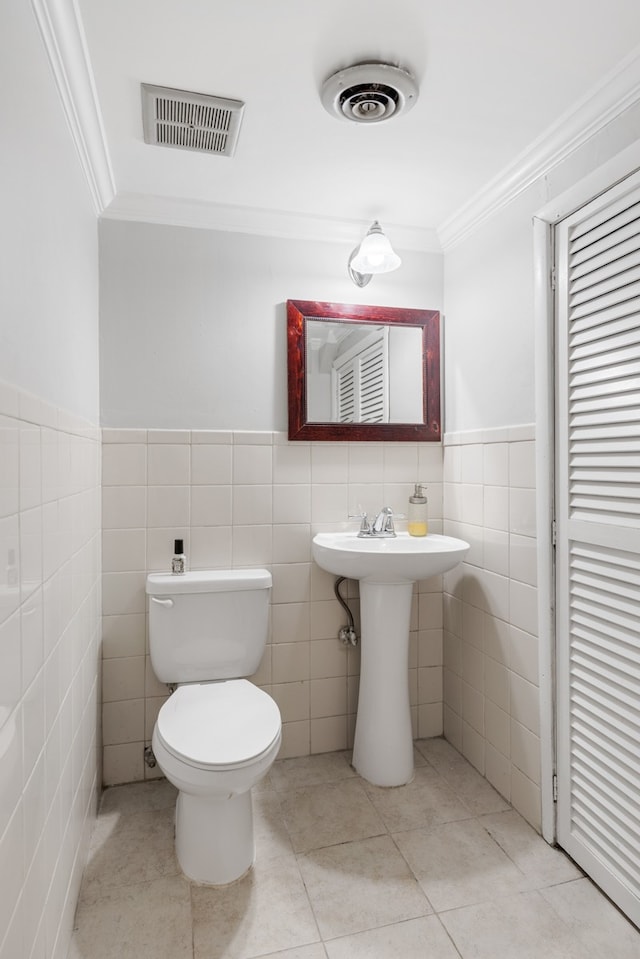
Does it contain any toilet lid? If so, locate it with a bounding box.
[156,679,281,768]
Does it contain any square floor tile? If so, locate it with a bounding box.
[441,889,598,958]
[79,806,179,902]
[70,875,192,959]
[393,817,528,912]
[99,779,177,816]
[416,738,510,815]
[252,787,296,866]
[279,779,385,853]
[269,750,356,792]
[363,764,471,833]
[192,855,320,959]
[481,809,582,887]
[298,835,431,939]
[541,878,640,959]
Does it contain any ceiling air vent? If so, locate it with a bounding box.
[141,83,244,157]
[321,62,418,123]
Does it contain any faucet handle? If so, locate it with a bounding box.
[349,508,371,535]
[355,514,372,534]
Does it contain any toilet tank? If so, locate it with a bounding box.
[145,569,272,683]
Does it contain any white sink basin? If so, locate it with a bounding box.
[312,530,469,788]
[312,531,469,583]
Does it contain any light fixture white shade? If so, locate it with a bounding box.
[350,221,401,275]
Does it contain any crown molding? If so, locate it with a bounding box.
[437,44,640,251]
[101,192,443,253]
[31,0,115,213]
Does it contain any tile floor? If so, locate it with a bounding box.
[68,738,639,959]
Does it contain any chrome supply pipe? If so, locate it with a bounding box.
[334,576,358,646]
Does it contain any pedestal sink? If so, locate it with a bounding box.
[312,532,469,787]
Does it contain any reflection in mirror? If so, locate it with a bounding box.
[287,300,441,442]
[306,320,423,424]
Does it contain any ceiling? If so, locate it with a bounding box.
[76,0,640,249]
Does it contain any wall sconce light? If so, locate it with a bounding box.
[348,221,402,287]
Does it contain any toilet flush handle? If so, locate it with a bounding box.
[150,596,174,607]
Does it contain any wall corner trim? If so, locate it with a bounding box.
[31,0,116,214]
[437,44,640,251]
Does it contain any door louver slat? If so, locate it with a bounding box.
[572,755,640,836]
[571,800,640,885]
[569,197,640,251]
[569,263,640,306]
[570,387,640,414]
[570,228,640,278]
[572,719,640,784]
[570,326,640,362]
[568,278,640,322]
[569,296,640,336]
[570,339,640,374]
[571,312,640,349]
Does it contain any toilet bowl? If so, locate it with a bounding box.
[146,569,281,885]
[152,679,281,884]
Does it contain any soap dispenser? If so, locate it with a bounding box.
[408,484,428,537]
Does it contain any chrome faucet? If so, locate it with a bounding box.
[356,506,396,538]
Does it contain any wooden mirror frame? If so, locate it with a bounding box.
[287,299,441,441]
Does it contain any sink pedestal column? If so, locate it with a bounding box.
[352,579,414,786]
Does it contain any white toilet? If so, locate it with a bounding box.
[145,568,282,885]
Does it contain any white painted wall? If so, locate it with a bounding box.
[99,219,443,429]
[443,187,542,433]
[443,102,640,433]
[0,2,99,421]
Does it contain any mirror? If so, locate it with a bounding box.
[287,300,441,441]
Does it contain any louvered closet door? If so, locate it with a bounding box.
[555,169,640,927]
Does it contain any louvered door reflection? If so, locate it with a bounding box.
[358,347,386,422]
[332,330,389,423]
[336,366,356,422]
[555,171,640,927]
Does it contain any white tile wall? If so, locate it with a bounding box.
[101,429,444,784]
[443,425,542,830]
[0,380,101,959]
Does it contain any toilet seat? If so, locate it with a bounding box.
[155,679,281,771]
